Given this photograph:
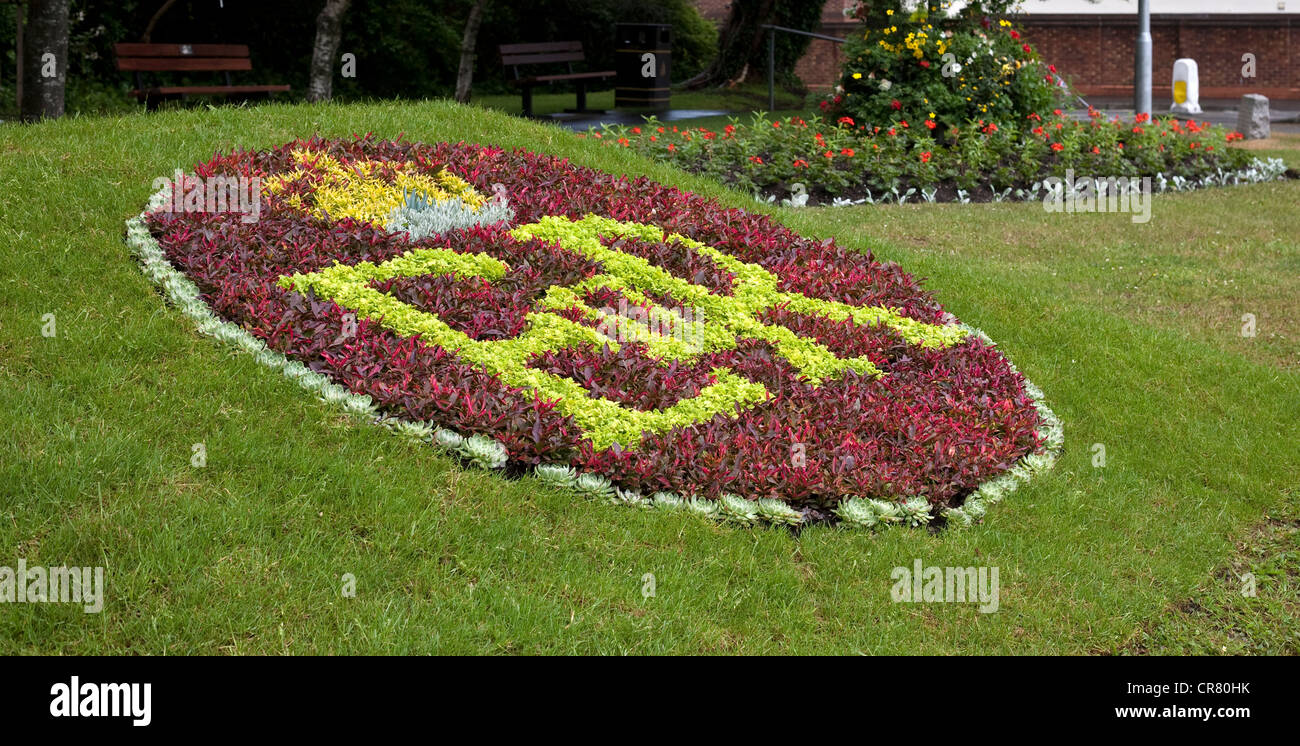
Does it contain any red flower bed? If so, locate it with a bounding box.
[145,136,1042,519]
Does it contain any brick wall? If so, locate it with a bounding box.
[1019,15,1299,100]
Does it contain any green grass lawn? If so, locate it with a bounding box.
[0,99,1296,654]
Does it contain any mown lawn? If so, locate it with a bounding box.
[0,100,1295,654]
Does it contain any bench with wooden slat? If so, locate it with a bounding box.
[114,43,289,108]
[499,41,613,117]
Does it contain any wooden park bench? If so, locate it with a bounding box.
[114,43,289,109]
[499,41,614,118]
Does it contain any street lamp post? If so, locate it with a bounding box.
[1135,0,1152,116]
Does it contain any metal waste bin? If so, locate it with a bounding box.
[615,23,671,109]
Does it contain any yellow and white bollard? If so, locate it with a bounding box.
[1170,58,1202,115]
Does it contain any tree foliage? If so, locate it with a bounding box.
[0,0,719,116]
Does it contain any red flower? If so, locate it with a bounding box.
[1135,112,1150,124]
[924,119,936,130]
[724,124,736,134]
[631,127,641,134]
[900,120,909,128]
[772,121,781,128]
[1022,44,1032,53]
[618,137,629,147]
[1091,146,1100,154]
[891,99,902,111]
[792,158,809,168]
[749,155,763,164]
[1132,126,1144,134]
[920,151,932,163]
[1048,64,1057,73]
[824,150,834,159]
[919,59,931,68]
[838,116,855,126]
[667,143,675,151]
[820,100,829,111]
[1009,30,1020,40]
[1050,142,1064,151]
[1053,108,1063,117]
[841,148,855,157]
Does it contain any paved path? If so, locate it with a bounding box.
[1074,96,1300,133]
[544,109,732,131]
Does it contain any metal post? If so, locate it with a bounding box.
[1135,0,1151,116]
[767,27,775,112]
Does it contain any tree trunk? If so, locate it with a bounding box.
[20,0,70,122]
[141,0,179,43]
[454,0,489,104]
[308,0,352,103]
[683,0,824,91]
[683,0,775,90]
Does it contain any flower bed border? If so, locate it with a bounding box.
[127,182,1062,531]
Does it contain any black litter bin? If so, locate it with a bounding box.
[615,23,671,109]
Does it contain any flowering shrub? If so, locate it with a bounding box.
[823,1,1065,130]
[138,136,1057,525]
[589,110,1282,206]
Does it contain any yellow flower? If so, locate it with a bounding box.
[852,72,862,79]
[886,8,894,14]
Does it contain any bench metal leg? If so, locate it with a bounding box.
[521,85,533,118]
[575,81,586,113]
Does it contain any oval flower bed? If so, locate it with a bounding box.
[126,136,1061,529]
